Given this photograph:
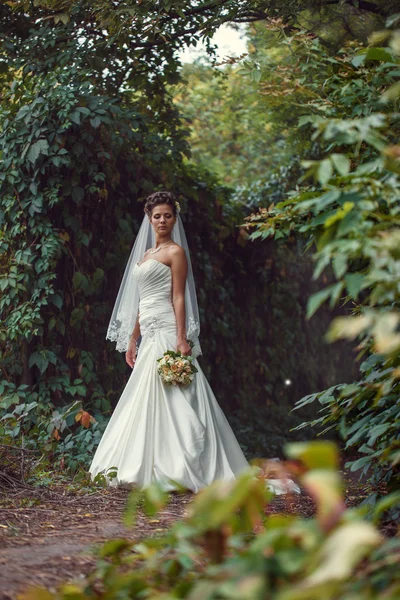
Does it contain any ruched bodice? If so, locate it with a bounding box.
[134,259,176,335]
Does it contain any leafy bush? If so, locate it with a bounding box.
[245,23,400,498]
[0,381,108,472]
[294,353,400,500]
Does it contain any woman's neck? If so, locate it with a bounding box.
[154,234,172,247]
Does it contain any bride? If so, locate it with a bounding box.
[89,191,251,492]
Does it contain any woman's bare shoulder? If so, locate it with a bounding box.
[168,243,187,268]
[170,243,185,258]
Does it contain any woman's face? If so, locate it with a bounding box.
[150,203,176,236]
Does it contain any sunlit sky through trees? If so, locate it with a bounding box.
[178,24,248,63]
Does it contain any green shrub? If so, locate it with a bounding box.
[245,24,400,502]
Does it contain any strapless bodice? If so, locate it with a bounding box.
[134,259,175,336]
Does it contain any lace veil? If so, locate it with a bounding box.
[106,214,201,357]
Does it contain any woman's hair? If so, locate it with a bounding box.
[144,191,177,217]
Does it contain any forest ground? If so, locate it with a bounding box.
[1,461,391,600]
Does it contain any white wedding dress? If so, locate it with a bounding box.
[89,258,250,492]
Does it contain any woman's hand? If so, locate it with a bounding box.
[126,339,137,368]
[177,339,191,356]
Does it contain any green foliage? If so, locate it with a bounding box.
[28,442,400,599]
[7,0,398,52]
[0,2,193,471]
[173,62,287,186]
[294,353,400,500]
[0,64,178,468]
[0,378,108,472]
[0,14,351,476]
[245,24,400,497]
[0,0,371,478]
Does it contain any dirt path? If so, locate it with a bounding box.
[0,486,196,598]
[0,469,381,600]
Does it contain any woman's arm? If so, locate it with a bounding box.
[170,246,191,356]
[126,315,140,368]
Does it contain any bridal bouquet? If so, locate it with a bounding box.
[157,350,198,386]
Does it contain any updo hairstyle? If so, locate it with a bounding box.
[144,191,177,217]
